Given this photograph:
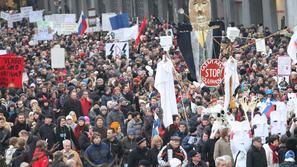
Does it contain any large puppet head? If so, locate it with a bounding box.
[189,0,211,31]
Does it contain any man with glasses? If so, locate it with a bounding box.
[246,137,268,167]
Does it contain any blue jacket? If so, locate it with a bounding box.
[84,143,112,166]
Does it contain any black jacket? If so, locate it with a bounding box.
[0,127,10,154]
[54,125,79,150]
[186,161,208,167]
[102,138,123,159]
[39,123,56,149]
[11,122,30,137]
[128,147,151,167]
[280,161,297,167]
[78,131,91,151]
[26,135,39,161]
[11,147,30,167]
[63,99,82,117]
[149,147,161,167]
[247,145,268,167]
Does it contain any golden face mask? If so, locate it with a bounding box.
[189,0,211,31]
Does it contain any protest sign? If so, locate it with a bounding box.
[21,6,33,18]
[8,21,13,28]
[105,42,129,58]
[256,38,266,53]
[29,10,43,23]
[102,13,116,31]
[226,27,240,42]
[35,21,53,41]
[278,56,291,76]
[45,14,76,34]
[160,36,173,52]
[0,50,7,55]
[278,76,290,90]
[10,13,23,22]
[51,45,65,68]
[0,54,24,88]
[1,12,10,21]
[200,59,224,87]
[59,23,77,35]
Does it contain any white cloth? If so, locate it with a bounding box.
[270,102,287,135]
[110,24,138,41]
[224,57,240,112]
[154,60,178,127]
[230,121,252,167]
[252,114,269,143]
[287,93,297,116]
[287,32,297,64]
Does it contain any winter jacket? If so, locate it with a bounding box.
[54,125,79,150]
[263,144,280,167]
[121,136,137,163]
[213,137,233,163]
[26,135,39,161]
[11,147,30,167]
[278,143,287,164]
[62,149,83,167]
[127,119,143,137]
[11,122,30,137]
[158,144,188,166]
[38,123,56,149]
[247,145,268,167]
[182,134,200,152]
[149,147,162,167]
[5,145,17,165]
[102,138,123,159]
[0,127,10,153]
[106,110,125,129]
[93,126,107,139]
[63,99,83,117]
[80,98,92,116]
[84,143,112,167]
[128,147,151,167]
[31,148,49,167]
[186,161,208,167]
[78,131,91,152]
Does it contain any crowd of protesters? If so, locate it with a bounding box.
[0,10,297,167]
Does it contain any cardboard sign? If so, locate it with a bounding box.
[278,56,291,76]
[29,10,43,23]
[105,42,129,58]
[256,38,266,53]
[227,27,240,42]
[51,45,65,68]
[160,36,173,52]
[10,13,23,22]
[200,59,224,87]
[102,13,116,31]
[0,54,24,88]
[21,6,33,18]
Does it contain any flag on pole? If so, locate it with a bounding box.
[78,11,88,35]
[287,31,297,64]
[134,16,147,49]
[224,57,240,112]
[152,112,161,137]
[109,13,129,30]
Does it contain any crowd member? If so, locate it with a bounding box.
[31,140,49,167]
[102,128,123,164]
[149,135,164,166]
[38,114,55,149]
[0,10,296,167]
[263,135,280,167]
[246,137,268,167]
[61,139,83,167]
[213,128,233,163]
[128,136,151,167]
[186,150,208,167]
[121,128,137,166]
[280,150,297,167]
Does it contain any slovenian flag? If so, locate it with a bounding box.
[78,11,88,35]
[152,112,161,137]
[262,101,276,118]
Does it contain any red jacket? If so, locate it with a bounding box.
[32,148,49,167]
[80,98,92,116]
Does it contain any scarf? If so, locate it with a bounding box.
[269,144,279,164]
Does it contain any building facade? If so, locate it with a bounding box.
[2,0,297,31]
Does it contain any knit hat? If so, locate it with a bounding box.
[169,158,181,167]
[78,116,85,122]
[136,136,146,145]
[110,122,120,130]
[285,150,295,162]
[188,150,200,158]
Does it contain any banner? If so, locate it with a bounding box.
[0,54,24,88]
[51,45,65,68]
[278,56,291,76]
[10,13,23,22]
[21,6,33,18]
[60,23,78,35]
[105,42,129,58]
[44,14,76,34]
[29,10,43,23]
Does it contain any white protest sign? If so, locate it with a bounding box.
[45,14,76,34]
[51,45,65,68]
[35,21,53,41]
[105,42,129,58]
[10,13,23,22]
[278,56,291,76]
[278,76,290,90]
[102,13,116,31]
[59,23,78,35]
[0,50,6,55]
[256,38,266,53]
[166,29,174,38]
[22,72,29,83]
[64,14,76,23]
[29,10,43,23]
[160,36,173,52]
[1,12,10,21]
[226,27,240,42]
[21,6,33,18]
[8,21,13,28]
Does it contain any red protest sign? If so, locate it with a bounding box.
[0,54,24,88]
[200,59,224,87]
